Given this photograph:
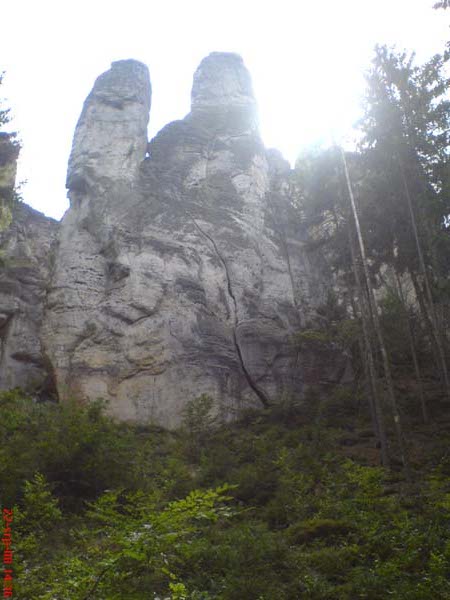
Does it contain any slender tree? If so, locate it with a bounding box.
[0,71,20,231]
[295,146,389,465]
[345,208,390,465]
[399,163,450,398]
[340,146,408,471]
[394,270,428,423]
[359,46,450,399]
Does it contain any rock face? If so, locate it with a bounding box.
[66,59,151,193]
[0,203,58,394]
[0,131,58,395]
[1,53,350,426]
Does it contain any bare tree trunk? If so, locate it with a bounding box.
[394,270,428,424]
[340,147,408,471]
[349,292,373,415]
[410,269,448,398]
[347,226,389,466]
[399,164,450,400]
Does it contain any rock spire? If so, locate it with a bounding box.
[66,59,151,195]
[0,54,350,426]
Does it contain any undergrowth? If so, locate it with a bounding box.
[1,389,450,599]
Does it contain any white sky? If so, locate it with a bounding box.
[1,0,449,220]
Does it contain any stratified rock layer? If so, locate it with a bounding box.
[36,53,350,427]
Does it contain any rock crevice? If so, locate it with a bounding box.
[189,212,271,408]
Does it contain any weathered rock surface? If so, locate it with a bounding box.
[36,52,350,427]
[66,59,151,195]
[0,54,350,425]
[0,203,58,394]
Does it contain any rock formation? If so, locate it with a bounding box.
[1,53,350,426]
[0,203,58,394]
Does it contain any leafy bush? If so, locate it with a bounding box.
[2,390,450,598]
[0,390,173,508]
[291,328,331,349]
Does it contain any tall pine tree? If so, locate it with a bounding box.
[359,45,450,399]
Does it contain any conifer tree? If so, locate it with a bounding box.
[340,147,408,470]
[359,46,450,400]
[0,72,20,231]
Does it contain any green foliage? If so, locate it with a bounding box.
[1,391,450,598]
[16,472,62,532]
[181,394,216,460]
[286,518,354,543]
[334,317,361,347]
[292,316,360,359]
[379,290,415,366]
[291,328,331,348]
[13,473,63,564]
[359,45,450,277]
[16,483,235,599]
[294,41,450,416]
[0,390,175,508]
[0,71,20,232]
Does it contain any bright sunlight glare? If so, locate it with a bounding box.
[1,0,449,219]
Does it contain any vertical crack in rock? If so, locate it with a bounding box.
[188,214,271,408]
[187,78,272,408]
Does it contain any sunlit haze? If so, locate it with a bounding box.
[1,0,449,219]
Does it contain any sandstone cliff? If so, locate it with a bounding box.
[0,203,58,394]
[1,53,350,426]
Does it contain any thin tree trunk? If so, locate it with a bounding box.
[394,270,428,424]
[340,147,409,472]
[399,163,450,400]
[349,291,373,417]
[411,270,444,386]
[348,226,389,466]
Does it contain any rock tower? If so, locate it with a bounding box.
[1,53,350,426]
